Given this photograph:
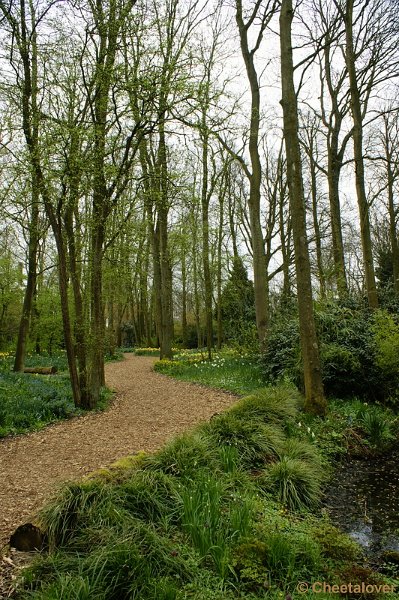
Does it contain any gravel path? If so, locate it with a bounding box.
[0,355,237,551]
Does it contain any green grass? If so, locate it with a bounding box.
[154,350,265,394]
[16,383,398,600]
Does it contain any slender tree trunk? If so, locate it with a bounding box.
[201,127,213,360]
[236,0,270,349]
[157,118,174,359]
[280,0,326,416]
[383,117,399,295]
[216,181,225,350]
[309,151,326,297]
[327,129,349,297]
[181,245,188,347]
[344,0,378,308]
[14,184,39,371]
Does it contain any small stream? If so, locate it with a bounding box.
[325,448,399,558]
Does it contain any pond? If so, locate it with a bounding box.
[325,448,399,558]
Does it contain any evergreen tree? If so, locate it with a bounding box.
[219,257,256,345]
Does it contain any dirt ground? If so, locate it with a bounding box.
[0,355,238,596]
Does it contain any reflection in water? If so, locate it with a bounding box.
[326,449,399,556]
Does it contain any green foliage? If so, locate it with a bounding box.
[21,385,390,600]
[359,407,395,450]
[203,413,284,468]
[134,347,161,356]
[232,530,322,592]
[311,521,361,562]
[145,432,218,479]
[0,369,78,437]
[154,349,266,395]
[281,438,323,468]
[261,300,399,404]
[264,456,324,511]
[229,385,300,425]
[179,473,229,574]
[0,351,112,437]
[218,257,256,348]
[371,310,399,378]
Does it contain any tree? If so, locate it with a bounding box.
[219,257,255,346]
[280,0,326,415]
[234,0,278,350]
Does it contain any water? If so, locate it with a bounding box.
[325,449,399,557]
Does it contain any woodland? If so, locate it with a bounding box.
[1,0,399,597]
[0,0,398,415]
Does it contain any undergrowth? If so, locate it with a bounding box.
[0,352,112,437]
[16,385,398,599]
[154,349,265,395]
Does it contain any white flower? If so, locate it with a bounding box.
[298,422,302,427]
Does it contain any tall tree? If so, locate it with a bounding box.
[234,0,278,350]
[280,0,326,415]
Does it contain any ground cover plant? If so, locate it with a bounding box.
[134,347,162,356]
[16,385,398,599]
[154,348,266,395]
[0,352,111,437]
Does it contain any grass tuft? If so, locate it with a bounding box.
[264,456,324,511]
[203,413,285,468]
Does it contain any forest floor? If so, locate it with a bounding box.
[0,354,237,553]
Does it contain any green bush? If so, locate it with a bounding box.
[260,300,399,403]
[371,310,399,380]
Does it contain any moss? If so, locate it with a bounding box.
[86,451,147,483]
[312,522,361,563]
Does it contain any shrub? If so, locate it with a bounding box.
[260,300,399,402]
[311,522,361,562]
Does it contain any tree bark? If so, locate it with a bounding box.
[235,0,271,350]
[344,0,378,308]
[280,0,326,416]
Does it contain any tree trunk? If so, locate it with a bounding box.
[14,184,39,372]
[201,127,213,360]
[344,0,378,308]
[280,0,326,416]
[235,0,270,349]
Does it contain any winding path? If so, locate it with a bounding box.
[0,355,237,550]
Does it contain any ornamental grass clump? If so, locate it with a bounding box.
[359,408,395,450]
[203,412,285,469]
[229,385,300,426]
[280,438,324,470]
[145,432,218,479]
[265,456,324,511]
